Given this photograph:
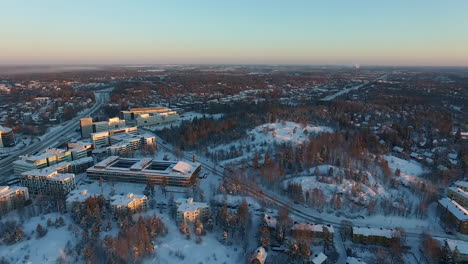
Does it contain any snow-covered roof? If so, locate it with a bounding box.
[393,146,403,153]
[0,186,27,197]
[448,153,458,160]
[130,158,152,170]
[66,189,96,204]
[263,214,277,228]
[251,247,267,264]
[70,147,88,153]
[45,148,70,156]
[22,152,55,161]
[454,180,468,189]
[311,252,327,264]
[438,198,468,221]
[69,157,93,166]
[110,193,147,207]
[0,125,12,133]
[346,257,367,264]
[445,239,468,255]
[352,226,393,238]
[292,222,334,233]
[448,187,468,199]
[89,156,201,179]
[21,162,74,181]
[172,161,197,174]
[176,198,208,213]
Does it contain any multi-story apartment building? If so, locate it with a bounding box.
[110,193,147,213]
[69,147,89,160]
[447,187,468,207]
[87,156,201,187]
[438,198,468,234]
[13,149,72,176]
[352,226,395,246]
[90,126,138,148]
[106,132,156,155]
[68,141,94,150]
[0,125,15,148]
[13,153,58,176]
[454,180,468,192]
[20,162,76,198]
[0,186,29,215]
[80,117,126,138]
[291,222,334,241]
[120,107,179,127]
[176,198,210,225]
[45,148,72,162]
[69,157,94,173]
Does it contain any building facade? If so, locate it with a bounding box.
[447,187,468,207]
[0,186,29,215]
[106,133,156,155]
[454,180,468,192]
[13,149,72,176]
[110,193,147,214]
[120,107,179,127]
[438,198,468,234]
[90,126,138,148]
[80,117,127,138]
[291,222,334,242]
[0,125,15,148]
[20,163,76,198]
[352,226,395,246]
[176,198,210,225]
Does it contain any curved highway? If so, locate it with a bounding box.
[0,90,108,180]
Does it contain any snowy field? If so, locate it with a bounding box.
[0,213,75,263]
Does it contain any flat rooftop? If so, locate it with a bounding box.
[111,193,146,207]
[21,162,74,181]
[0,186,27,197]
[439,198,468,221]
[123,107,173,114]
[448,187,468,199]
[0,125,12,133]
[353,226,393,238]
[89,156,200,178]
[292,222,334,233]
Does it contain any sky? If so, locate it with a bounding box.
[1,0,468,66]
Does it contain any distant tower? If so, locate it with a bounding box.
[0,126,15,148]
[354,63,360,70]
[80,117,94,138]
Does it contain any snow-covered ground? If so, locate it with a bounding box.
[0,213,75,264]
[152,215,241,264]
[249,121,333,145]
[208,121,332,165]
[284,165,386,206]
[384,154,428,184]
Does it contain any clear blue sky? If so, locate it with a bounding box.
[1,0,467,66]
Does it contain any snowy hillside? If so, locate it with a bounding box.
[384,155,428,184]
[208,121,332,163]
[248,121,333,145]
[284,166,387,206]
